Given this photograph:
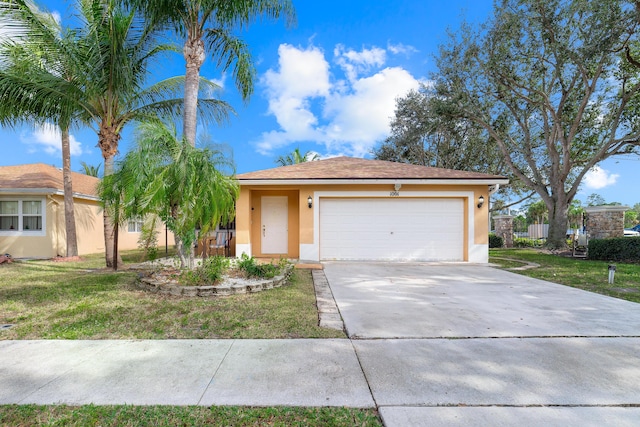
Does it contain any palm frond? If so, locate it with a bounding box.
[204,28,255,100]
[214,0,297,30]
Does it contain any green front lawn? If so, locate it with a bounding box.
[0,251,345,340]
[0,405,382,427]
[490,249,640,303]
[0,252,376,426]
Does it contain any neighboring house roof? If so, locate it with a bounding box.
[237,156,509,185]
[0,163,100,199]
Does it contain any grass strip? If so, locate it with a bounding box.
[490,248,640,303]
[0,404,382,427]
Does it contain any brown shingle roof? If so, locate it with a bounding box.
[238,156,507,181]
[0,163,99,198]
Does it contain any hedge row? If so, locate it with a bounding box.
[588,237,640,263]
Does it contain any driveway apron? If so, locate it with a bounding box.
[322,262,640,426]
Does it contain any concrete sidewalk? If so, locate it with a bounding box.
[0,339,372,407]
[3,338,640,426]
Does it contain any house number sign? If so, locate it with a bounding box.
[389,191,400,197]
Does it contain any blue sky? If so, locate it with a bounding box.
[1,0,638,207]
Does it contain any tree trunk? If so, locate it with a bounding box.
[183,35,205,147]
[60,127,78,257]
[546,196,570,249]
[102,154,123,268]
[103,155,116,268]
[99,122,124,268]
[175,234,188,269]
[113,208,119,271]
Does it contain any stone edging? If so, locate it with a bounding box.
[136,265,294,297]
[311,269,345,331]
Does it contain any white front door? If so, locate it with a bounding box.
[261,196,288,254]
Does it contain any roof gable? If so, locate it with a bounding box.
[237,156,507,181]
[0,163,100,198]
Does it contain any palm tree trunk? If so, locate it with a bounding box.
[61,126,78,257]
[183,35,205,147]
[103,155,116,268]
[102,155,123,268]
[99,122,124,268]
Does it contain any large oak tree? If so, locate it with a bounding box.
[433,0,640,247]
[373,86,533,210]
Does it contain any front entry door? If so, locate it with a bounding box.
[261,196,288,254]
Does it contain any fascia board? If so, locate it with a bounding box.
[238,178,510,186]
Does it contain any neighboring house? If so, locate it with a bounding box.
[236,157,508,263]
[0,163,174,258]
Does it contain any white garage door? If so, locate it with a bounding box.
[319,198,464,261]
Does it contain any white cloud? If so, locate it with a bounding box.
[324,67,420,156]
[334,44,386,82]
[20,123,84,157]
[256,43,420,156]
[264,44,331,99]
[210,73,226,89]
[583,166,619,189]
[387,42,418,56]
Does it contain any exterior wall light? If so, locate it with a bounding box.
[477,195,485,209]
[307,195,313,209]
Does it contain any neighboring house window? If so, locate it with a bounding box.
[128,218,144,233]
[0,201,18,230]
[0,199,44,234]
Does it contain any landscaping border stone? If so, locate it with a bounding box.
[136,265,294,297]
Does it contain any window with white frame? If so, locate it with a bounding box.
[128,217,144,233]
[0,199,44,232]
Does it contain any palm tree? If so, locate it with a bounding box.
[0,1,84,257]
[80,0,234,267]
[101,121,239,268]
[1,0,232,268]
[275,148,319,166]
[80,161,102,177]
[127,0,296,146]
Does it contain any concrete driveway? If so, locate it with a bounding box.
[322,262,640,426]
[323,262,640,339]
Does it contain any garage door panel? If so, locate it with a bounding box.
[319,198,463,261]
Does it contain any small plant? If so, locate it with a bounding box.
[138,215,160,261]
[237,253,287,279]
[180,256,230,286]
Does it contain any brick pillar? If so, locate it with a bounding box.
[493,215,514,248]
[584,206,628,239]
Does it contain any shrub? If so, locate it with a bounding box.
[489,233,504,248]
[180,256,229,286]
[588,237,640,263]
[237,253,289,279]
[513,237,544,248]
